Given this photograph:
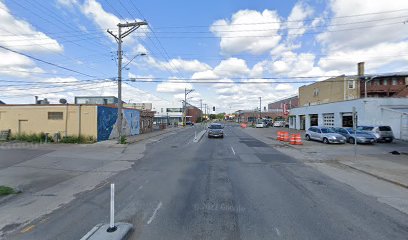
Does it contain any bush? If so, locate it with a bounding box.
[9,132,52,143]
[0,186,17,196]
[60,135,96,144]
[120,136,127,144]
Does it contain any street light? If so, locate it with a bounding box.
[122,53,147,70]
[363,75,378,98]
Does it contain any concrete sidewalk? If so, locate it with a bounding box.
[337,154,408,188]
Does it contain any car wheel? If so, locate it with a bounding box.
[386,139,393,143]
[323,138,329,144]
[349,137,355,144]
[305,135,311,141]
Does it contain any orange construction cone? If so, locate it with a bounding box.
[289,134,296,145]
[295,133,303,145]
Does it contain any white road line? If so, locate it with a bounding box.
[137,185,143,191]
[275,227,281,237]
[231,146,236,155]
[147,201,162,224]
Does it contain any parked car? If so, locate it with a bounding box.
[357,125,394,142]
[305,126,346,144]
[186,121,194,126]
[208,123,224,138]
[273,121,285,127]
[255,119,265,128]
[334,127,376,144]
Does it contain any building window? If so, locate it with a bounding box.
[48,112,63,120]
[383,79,388,86]
[348,80,355,89]
[313,88,319,96]
[392,78,397,85]
[323,113,334,127]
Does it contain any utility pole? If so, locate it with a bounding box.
[108,21,147,143]
[204,103,207,120]
[200,99,203,120]
[259,97,262,119]
[183,88,194,126]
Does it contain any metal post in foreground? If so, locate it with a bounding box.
[107,183,117,232]
[352,107,357,161]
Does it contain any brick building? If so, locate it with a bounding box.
[186,105,202,123]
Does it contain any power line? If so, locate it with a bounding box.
[0,45,99,78]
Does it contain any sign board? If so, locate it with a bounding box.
[166,108,183,113]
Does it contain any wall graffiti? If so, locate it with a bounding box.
[97,106,140,141]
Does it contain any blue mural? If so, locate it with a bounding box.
[97,106,140,141]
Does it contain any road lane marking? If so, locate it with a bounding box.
[137,185,143,191]
[231,146,236,155]
[21,225,35,233]
[147,201,162,224]
[275,227,281,237]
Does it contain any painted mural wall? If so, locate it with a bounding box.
[97,106,140,141]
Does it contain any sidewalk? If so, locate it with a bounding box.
[336,154,408,188]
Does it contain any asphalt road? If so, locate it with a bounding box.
[7,124,408,240]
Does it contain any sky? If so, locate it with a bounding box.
[1,0,408,113]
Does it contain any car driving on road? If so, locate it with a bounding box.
[208,123,224,138]
[334,127,376,144]
[305,126,346,144]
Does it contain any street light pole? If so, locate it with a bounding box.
[108,21,147,143]
[364,76,377,98]
[259,97,262,119]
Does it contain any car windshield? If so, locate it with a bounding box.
[321,128,335,133]
[379,126,392,131]
[209,125,223,129]
[358,126,374,131]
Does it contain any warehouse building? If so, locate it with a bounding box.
[0,104,142,141]
[288,98,408,140]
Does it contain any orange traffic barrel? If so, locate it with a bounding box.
[282,132,290,142]
[295,133,303,145]
[289,134,296,145]
[277,131,282,141]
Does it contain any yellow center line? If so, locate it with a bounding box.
[20,225,35,233]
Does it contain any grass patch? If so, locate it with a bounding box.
[120,136,127,144]
[60,135,96,144]
[9,132,51,143]
[0,186,17,196]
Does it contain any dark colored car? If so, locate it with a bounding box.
[357,126,394,142]
[334,127,376,144]
[208,123,224,138]
[186,121,194,126]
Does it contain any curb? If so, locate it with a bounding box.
[193,130,207,143]
[337,162,408,189]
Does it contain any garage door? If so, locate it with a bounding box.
[401,115,408,141]
[323,113,334,127]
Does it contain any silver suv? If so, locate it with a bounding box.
[305,126,346,144]
[357,126,394,143]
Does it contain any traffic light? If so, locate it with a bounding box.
[213,106,215,111]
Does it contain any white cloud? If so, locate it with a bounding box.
[57,0,78,8]
[315,0,408,73]
[210,9,282,55]
[285,2,314,41]
[146,57,211,73]
[0,1,63,53]
[79,0,149,42]
[213,57,250,77]
[156,80,193,93]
